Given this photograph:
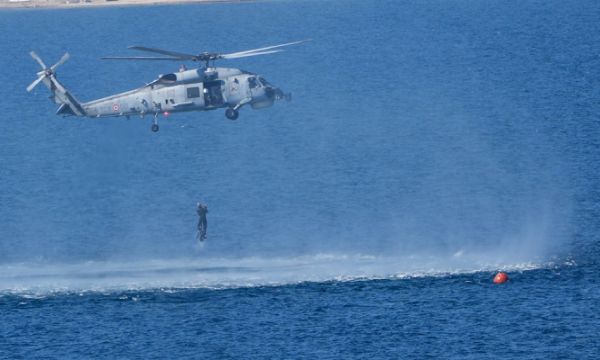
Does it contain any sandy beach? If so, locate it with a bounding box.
[0,0,242,9]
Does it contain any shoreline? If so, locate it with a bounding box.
[0,0,245,9]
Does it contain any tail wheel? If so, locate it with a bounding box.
[225,108,239,120]
[151,124,159,132]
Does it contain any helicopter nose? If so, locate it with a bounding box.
[265,86,276,99]
[265,86,285,100]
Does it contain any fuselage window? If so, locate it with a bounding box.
[187,87,200,98]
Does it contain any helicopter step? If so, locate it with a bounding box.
[233,97,252,111]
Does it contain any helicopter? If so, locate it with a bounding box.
[27,40,308,132]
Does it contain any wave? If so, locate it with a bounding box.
[0,250,559,297]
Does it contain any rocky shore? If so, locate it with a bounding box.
[0,0,240,9]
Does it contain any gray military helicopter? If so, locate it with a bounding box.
[27,40,308,132]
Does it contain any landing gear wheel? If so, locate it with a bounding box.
[225,108,239,120]
[151,123,159,132]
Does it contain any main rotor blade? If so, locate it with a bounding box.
[101,56,184,61]
[30,51,47,69]
[51,52,70,71]
[106,39,310,63]
[127,46,197,60]
[221,50,283,60]
[222,39,311,58]
[26,76,44,92]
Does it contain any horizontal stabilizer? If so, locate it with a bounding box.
[56,103,76,116]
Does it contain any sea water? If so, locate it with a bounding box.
[0,0,599,358]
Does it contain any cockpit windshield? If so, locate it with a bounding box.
[258,77,271,87]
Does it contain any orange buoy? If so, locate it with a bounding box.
[493,272,509,284]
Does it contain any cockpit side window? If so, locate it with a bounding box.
[248,77,258,89]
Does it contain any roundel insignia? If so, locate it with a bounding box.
[112,104,120,112]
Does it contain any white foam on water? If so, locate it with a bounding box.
[0,250,555,296]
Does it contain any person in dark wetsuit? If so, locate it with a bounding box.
[196,202,208,241]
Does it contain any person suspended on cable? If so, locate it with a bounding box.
[196,202,208,241]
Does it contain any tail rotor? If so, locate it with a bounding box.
[27,51,70,92]
[26,51,85,116]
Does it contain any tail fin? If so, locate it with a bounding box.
[27,51,86,116]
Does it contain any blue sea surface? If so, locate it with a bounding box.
[1,0,599,358]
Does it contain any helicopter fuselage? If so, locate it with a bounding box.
[78,67,286,120]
